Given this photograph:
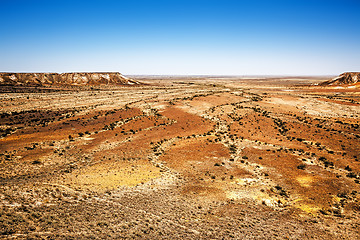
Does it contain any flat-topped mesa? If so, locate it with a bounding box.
[0,72,140,86]
[320,72,360,86]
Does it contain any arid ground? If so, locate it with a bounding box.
[1,76,360,239]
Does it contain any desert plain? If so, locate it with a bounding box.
[0,75,360,239]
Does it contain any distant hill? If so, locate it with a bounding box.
[0,72,140,86]
[320,72,360,86]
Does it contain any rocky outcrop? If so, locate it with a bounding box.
[0,72,140,86]
[320,72,360,86]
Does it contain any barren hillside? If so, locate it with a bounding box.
[320,72,360,86]
[0,72,140,86]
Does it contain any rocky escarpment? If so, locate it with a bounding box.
[0,72,140,86]
[320,72,360,86]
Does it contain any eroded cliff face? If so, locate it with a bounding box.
[0,72,140,86]
[320,72,360,86]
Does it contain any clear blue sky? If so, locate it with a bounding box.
[1,0,359,75]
